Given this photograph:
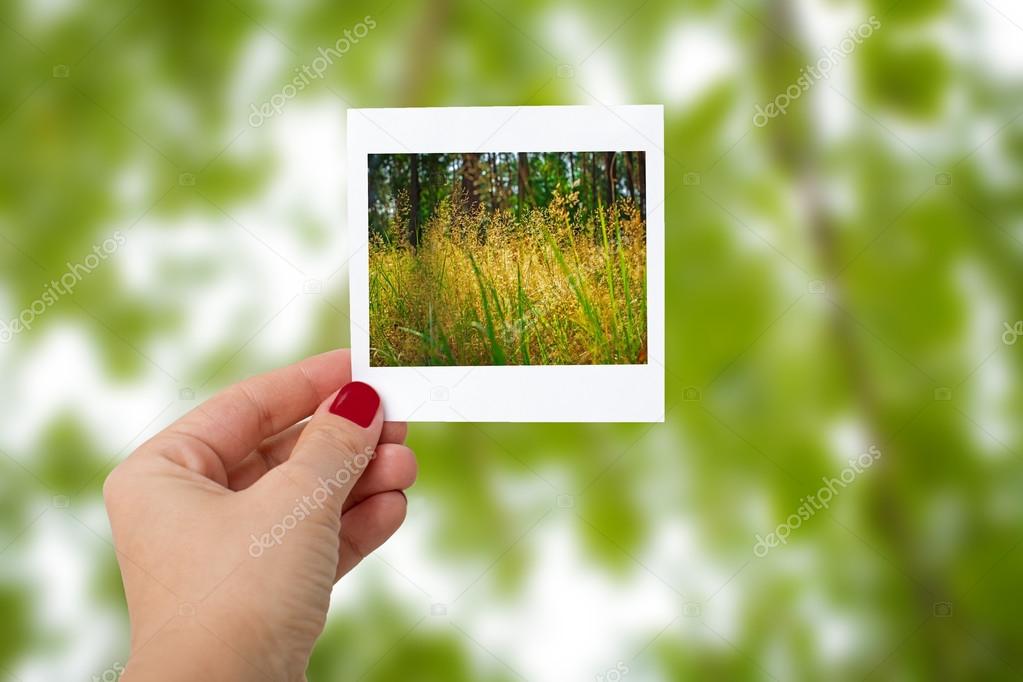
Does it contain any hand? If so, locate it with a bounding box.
[103,350,417,681]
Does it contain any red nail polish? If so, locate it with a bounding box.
[329,381,379,428]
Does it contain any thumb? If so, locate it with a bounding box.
[271,381,383,514]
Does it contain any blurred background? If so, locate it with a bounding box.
[1,0,1021,679]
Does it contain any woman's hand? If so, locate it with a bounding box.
[103,350,417,681]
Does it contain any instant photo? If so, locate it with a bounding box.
[348,106,664,421]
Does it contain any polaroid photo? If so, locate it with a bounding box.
[347,105,664,422]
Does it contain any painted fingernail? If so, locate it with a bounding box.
[329,381,379,428]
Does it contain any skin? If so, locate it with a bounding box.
[103,349,417,681]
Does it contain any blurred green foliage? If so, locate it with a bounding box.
[1,0,1022,680]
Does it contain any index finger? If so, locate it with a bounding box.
[171,349,351,466]
[153,350,407,483]
[156,350,357,473]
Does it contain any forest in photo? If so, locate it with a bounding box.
[368,151,647,367]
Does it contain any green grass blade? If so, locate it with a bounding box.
[467,251,506,365]
[613,212,635,358]
[598,200,619,362]
[515,263,532,364]
[544,228,607,358]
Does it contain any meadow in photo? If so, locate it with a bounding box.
[368,151,647,367]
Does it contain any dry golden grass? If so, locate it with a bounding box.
[369,191,646,366]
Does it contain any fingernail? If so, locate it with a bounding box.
[329,381,379,428]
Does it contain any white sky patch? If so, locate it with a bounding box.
[120,219,256,354]
[732,209,812,287]
[543,6,590,62]
[332,475,705,681]
[973,1,1023,78]
[956,260,1015,458]
[113,159,154,210]
[577,49,630,105]
[0,324,176,460]
[657,22,737,109]
[454,517,683,682]
[230,32,291,134]
[16,503,126,682]
[17,0,81,31]
[543,7,629,104]
[810,72,859,145]
[961,109,1023,195]
[794,1,884,145]
[801,589,863,666]
[827,415,873,468]
[151,90,201,151]
[793,1,962,169]
[263,99,348,279]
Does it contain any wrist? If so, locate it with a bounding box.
[124,619,291,681]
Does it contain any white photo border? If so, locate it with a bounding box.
[347,105,664,422]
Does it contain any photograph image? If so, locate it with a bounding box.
[367,150,647,367]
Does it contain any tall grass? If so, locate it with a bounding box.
[369,191,646,366]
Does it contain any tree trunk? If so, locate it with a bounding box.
[409,153,420,247]
[489,152,498,211]
[461,153,479,212]
[590,152,597,215]
[623,152,636,203]
[604,151,616,210]
[517,152,531,216]
[637,151,646,218]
